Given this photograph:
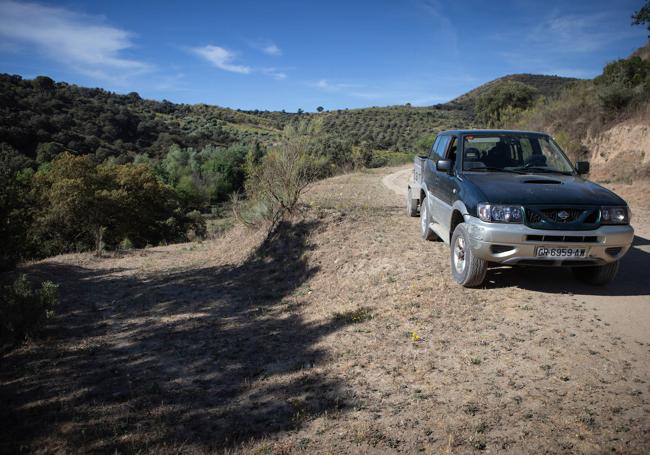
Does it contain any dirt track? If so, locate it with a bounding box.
[2,167,649,454]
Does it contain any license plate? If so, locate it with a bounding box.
[535,247,587,258]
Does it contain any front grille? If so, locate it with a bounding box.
[527,210,542,223]
[524,206,600,230]
[539,208,582,223]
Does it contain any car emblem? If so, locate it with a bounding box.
[557,210,570,220]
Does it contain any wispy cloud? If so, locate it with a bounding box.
[419,0,459,60]
[247,39,283,56]
[309,78,447,105]
[0,0,149,82]
[527,12,642,53]
[191,45,289,79]
[311,79,364,91]
[490,10,645,79]
[261,67,287,80]
[191,45,251,74]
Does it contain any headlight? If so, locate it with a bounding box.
[600,206,629,225]
[477,203,523,223]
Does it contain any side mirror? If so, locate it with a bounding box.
[436,159,452,173]
[575,161,590,175]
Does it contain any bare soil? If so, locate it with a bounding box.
[1,167,649,454]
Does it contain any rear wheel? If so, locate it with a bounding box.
[572,261,619,285]
[406,187,419,217]
[420,197,437,241]
[450,223,487,287]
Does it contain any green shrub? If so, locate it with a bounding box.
[476,80,539,127]
[0,275,59,343]
[597,83,635,112]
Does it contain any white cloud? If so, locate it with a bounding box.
[262,42,282,56]
[0,0,149,80]
[192,45,251,74]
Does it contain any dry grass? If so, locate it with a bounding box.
[1,167,649,454]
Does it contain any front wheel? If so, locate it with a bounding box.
[450,223,487,287]
[572,261,619,285]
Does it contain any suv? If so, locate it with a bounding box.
[407,130,634,287]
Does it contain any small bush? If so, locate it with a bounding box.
[242,122,321,227]
[597,83,635,112]
[333,307,373,324]
[0,275,59,343]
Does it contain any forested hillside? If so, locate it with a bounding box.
[0,72,581,164]
[0,74,282,163]
[0,63,637,270]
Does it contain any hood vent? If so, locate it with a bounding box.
[522,179,562,184]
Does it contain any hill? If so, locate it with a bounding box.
[442,74,579,113]
[0,72,578,164]
[0,74,286,163]
[513,43,650,181]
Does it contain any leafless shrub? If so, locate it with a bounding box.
[234,122,325,230]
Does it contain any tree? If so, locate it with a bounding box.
[475,81,539,127]
[244,123,321,227]
[31,153,201,255]
[632,1,650,36]
[0,144,33,270]
[31,153,109,255]
[316,106,324,113]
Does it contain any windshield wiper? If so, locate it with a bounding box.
[510,166,573,175]
[467,166,526,174]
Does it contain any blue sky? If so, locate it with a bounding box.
[0,0,647,111]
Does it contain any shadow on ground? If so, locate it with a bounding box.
[484,235,650,297]
[0,220,353,452]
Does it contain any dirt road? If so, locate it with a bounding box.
[2,167,649,454]
[383,166,650,348]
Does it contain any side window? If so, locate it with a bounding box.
[519,138,534,161]
[435,136,450,160]
[446,137,457,162]
[429,137,441,160]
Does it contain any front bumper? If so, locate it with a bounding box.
[465,216,634,266]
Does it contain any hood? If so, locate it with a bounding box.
[462,172,626,206]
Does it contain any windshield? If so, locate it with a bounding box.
[461,134,574,174]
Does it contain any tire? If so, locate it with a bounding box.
[420,196,438,241]
[406,188,419,217]
[450,223,487,287]
[572,261,619,285]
